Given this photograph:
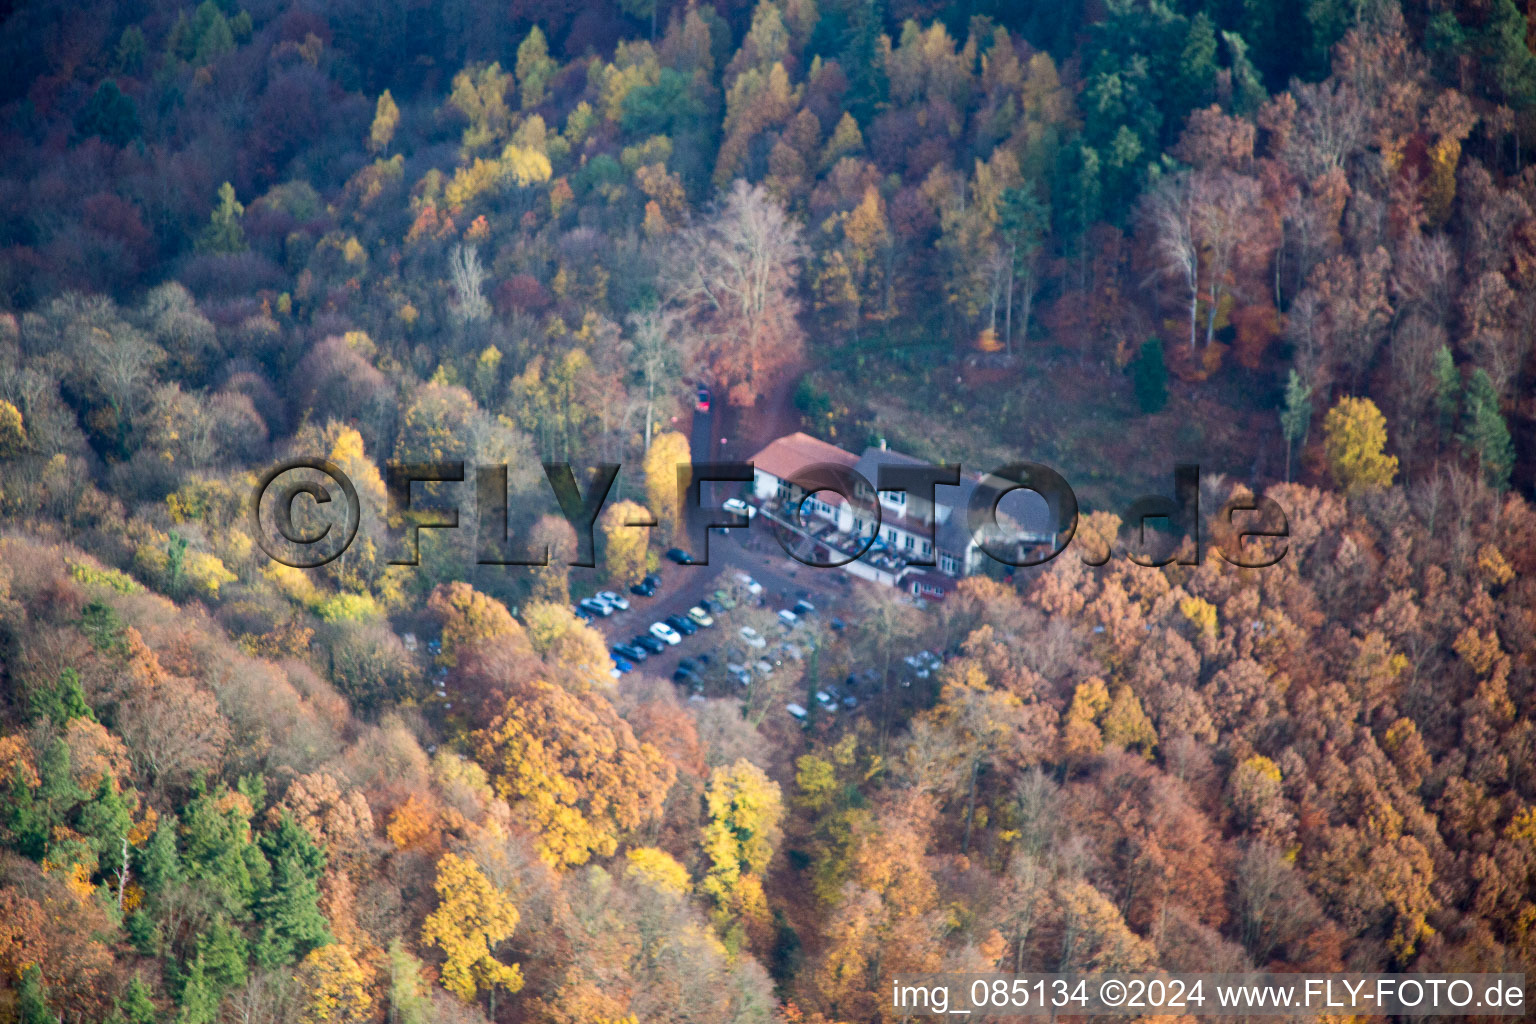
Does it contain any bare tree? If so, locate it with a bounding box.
[663,179,807,406]
[449,243,492,323]
[1142,173,1199,351]
[626,305,681,452]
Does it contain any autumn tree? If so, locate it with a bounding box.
[666,180,806,406]
[368,90,398,155]
[472,679,673,866]
[421,854,522,1009]
[644,431,690,545]
[600,500,653,587]
[701,759,783,936]
[1322,396,1398,495]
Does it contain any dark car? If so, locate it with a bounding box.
[700,598,723,614]
[665,614,698,636]
[672,666,700,684]
[644,572,662,587]
[678,657,699,672]
[612,643,648,663]
[792,599,816,616]
[665,548,695,565]
[630,580,656,597]
[830,617,846,632]
[695,384,711,412]
[633,634,667,654]
[573,606,595,622]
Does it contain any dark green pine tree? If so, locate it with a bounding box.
[75,80,141,147]
[1175,12,1219,112]
[121,975,159,1024]
[17,965,60,1024]
[78,776,133,862]
[179,786,267,919]
[29,667,94,727]
[174,954,218,1024]
[1433,345,1461,440]
[2,763,50,860]
[137,816,181,894]
[37,738,82,828]
[1460,368,1515,491]
[253,813,331,967]
[196,916,249,993]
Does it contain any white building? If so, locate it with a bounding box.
[747,432,1054,597]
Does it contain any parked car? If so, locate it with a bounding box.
[786,703,808,722]
[701,598,725,614]
[664,614,697,636]
[633,634,667,654]
[778,643,803,661]
[727,663,751,686]
[665,548,695,565]
[815,689,838,711]
[677,657,699,672]
[753,659,775,676]
[672,667,701,686]
[650,621,683,645]
[777,609,798,628]
[573,605,595,622]
[687,605,714,627]
[612,643,647,663]
[695,384,711,411]
[722,497,756,519]
[712,589,738,610]
[630,580,656,597]
[579,598,612,618]
[612,657,634,674]
[830,617,846,632]
[644,572,662,587]
[842,694,859,709]
[739,626,767,649]
[597,590,629,611]
[733,572,763,595]
[792,599,815,616]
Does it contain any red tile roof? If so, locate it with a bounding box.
[749,432,859,482]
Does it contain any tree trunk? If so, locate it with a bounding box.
[961,757,980,855]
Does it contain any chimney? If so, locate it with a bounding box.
[878,436,887,451]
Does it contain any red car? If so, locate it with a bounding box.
[695,385,711,412]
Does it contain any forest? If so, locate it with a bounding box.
[0,0,1534,1021]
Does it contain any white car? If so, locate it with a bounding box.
[753,659,774,676]
[650,621,682,646]
[815,690,837,712]
[597,590,629,612]
[786,703,808,721]
[687,605,715,627]
[777,609,798,628]
[723,497,757,519]
[739,626,767,649]
[734,572,764,596]
[727,663,752,686]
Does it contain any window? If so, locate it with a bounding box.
[903,535,914,550]
[880,489,906,505]
[940,553,959,575]
[922,540,931,555]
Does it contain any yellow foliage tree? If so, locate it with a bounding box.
[427,582,526,666]
[450,63,513,152]
[1322,395,1398,495]
[296,944,374,1024]
[644,431,690,544]
[420,853,524,1005]
[700,759,783,922]
[368,89,398,155]
[1100,685,1157,757]
[472,680,673,867]
[624,846,691,894]
[1062,678,1110,759]
[600,500,653,587]
[0,399,25,458]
